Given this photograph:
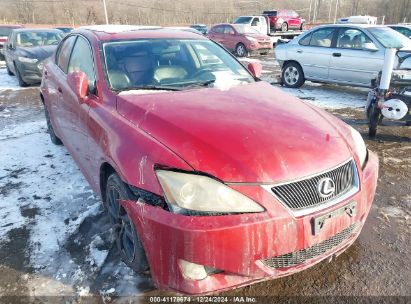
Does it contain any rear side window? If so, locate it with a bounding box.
[309,28,335,47]
[56,36,76,73]
[68,36,96,93]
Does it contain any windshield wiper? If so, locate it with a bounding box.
[186,79,216,88]
[121,85,183,92]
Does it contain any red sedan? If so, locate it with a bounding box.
[207,23,272,57]
[40,25,378,294]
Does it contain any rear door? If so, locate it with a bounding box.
[328,27,384,86]
[207,26,225,45]
[293,27,337,80]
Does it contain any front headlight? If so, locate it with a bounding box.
[350,127,367,167]
[156,170,264,215]
[18,56,38,63]
[245,36,257,42]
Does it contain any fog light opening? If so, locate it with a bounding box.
[179,260,208,281]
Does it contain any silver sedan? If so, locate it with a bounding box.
[275,24,411,88]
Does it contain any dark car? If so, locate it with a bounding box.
[0,25,23,60]
[190,24,208,35]
[4,28,63,86]
[388,24,411,39]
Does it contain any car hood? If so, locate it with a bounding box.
[16,45,56,61]
[117,82,353,183]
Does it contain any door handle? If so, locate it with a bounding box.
[58,87,63,93]
[297,50,303,53]
[332,53,342,57]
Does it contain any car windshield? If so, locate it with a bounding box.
[233,25,260,35]
[103,39,254,91]
[234,17,253,24]
[368,27,411,49]
[0,28,15,36]
[16,31,63,47]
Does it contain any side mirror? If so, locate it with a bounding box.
[67,71,89,102]
[247,62,263,78]
[363,43,378,52]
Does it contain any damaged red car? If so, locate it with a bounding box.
[40,25,379,294]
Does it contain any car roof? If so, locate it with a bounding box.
[0,24,23,28]
[13,28,63,33]
[314,23,385,29]
[74,24,207,41]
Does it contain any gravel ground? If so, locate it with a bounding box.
[0,55,410,302]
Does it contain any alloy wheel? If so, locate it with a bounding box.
[236,44,246,57]
[118,212,137,263]
[284,66,300,86]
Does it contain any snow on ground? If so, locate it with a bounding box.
[0,62,28,91]
[0,112,153,297]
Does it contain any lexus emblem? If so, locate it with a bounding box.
[317,177,336,198]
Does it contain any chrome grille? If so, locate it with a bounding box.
[271,160,356,210]
[261,223,357,269]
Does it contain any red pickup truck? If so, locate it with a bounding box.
[263,9,305,32]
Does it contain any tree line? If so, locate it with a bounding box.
[0,0,409,26]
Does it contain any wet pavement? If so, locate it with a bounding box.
[0,56,410,301]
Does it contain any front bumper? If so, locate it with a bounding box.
[122,151,379,294]
[16,60,44,84]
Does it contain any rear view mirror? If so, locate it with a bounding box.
[67,71,89,102]
[247,62,263,78]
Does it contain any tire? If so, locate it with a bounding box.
[14,63,28,87]
[300,23,305,30]
[282,62,305,88]
[235,43,247,57]
[368,106,382,137]
[44,103,63,145]
[261,51,270,56]
[405,121,411,126]
[281,22,288,32]
[105,173,149,273]
[6,61,14,76]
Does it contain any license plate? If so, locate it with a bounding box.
[312,201,356,235]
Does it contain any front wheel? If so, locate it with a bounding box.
[281,62,305,88]
[105,173,149,273]
[300,23,305,30]
[368,106,382,137]
[281,22,288,32]
[235,43,247,57]
[6,61,14,76]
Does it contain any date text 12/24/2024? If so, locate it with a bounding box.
[149,296,257,303]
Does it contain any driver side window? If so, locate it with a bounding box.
[68,36,96,94]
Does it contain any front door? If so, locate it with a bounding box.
[328,28,384,86]
[62,35,97,173]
